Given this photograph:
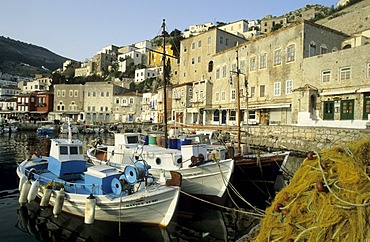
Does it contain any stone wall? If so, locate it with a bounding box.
[242,125,368,153]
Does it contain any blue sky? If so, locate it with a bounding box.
[0,0,338,61]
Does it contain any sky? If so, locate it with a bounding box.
[0,0,338,61]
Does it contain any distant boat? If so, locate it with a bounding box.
[37,124,55,136]
[16,123,181,226]
[60,122,79,134]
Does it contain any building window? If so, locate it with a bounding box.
[260,85,265,97]
[260,53,267,69]
[216,68,220,79]
[250,57,256,71]
[221,91,226,101]
[115,98,119,104]
[322,70,331,83]
[69,90,73,97]
[229,110,236,121]
[183,45,187,52]
[129,98,134,104]
[274,82,281,96]
[101,92,104,97]
[273,49,282,65]
[250,86,255,98]
[62,90,65,97]
[208,61,214,72]
[215,92,220,102]
[320,45,328,54]
[340,66,351,81]
[240,60,246,73]
[199,90,204,100]
[198,40,201,47]
[340,99,354,120]
[93,92,96,97]
[220,36,223,44]
[198,56,201,63]
[309,42,317,57]
[287,44,295,62]
[208,37,211,45]
[74,90,78,97]
[225,38,229,46]
[189,87,193,98]
[222,65,227,78]
[286,80,293,94]
[231,89,236,100]
[57,90,61,97]
[192,42,195,49]
[191,58,195,64]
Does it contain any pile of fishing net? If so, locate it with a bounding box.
[252,135,370,241]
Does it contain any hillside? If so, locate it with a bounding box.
[0,36,69,77]
[316,0,370,35]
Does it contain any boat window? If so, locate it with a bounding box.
[156,157,161,165]
[127,136,139,144]
[60,146,68,155]
[70,146,78,155]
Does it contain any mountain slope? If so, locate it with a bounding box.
[0,36,69,76]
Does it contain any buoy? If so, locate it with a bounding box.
[53,188,65,217]
[19,180,31,205]
[27,179,40,203]
[18,174,27,192]
[84,194,96,224]
[40,185,52,207]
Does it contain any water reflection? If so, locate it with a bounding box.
[17,200,172,242]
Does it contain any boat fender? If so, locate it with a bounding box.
[84,194,96,224]
[27,179,40,203]
[18,174,27,192]
[53,188,65,217]
[19,180,31,205]
[40,185,52,207]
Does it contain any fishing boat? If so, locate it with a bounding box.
[37,124,56,136]
[16,122,181,227]
[87,132,234,198]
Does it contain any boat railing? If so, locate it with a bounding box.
[22,167,105,195]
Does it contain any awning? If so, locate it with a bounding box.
[249,103,291,109]
[357,88,370,93]
[320,89,357,96]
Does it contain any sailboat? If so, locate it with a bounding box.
[87,19,234,199]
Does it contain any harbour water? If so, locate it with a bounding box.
[0,130,303,241]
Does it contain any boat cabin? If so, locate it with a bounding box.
[47,138,86,177]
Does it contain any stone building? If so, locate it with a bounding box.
[178,27,246,86]
[113,91,142,123]
[204,20,348,127]
[84,82,125,124]
[50,84,85,122]
[171,82,193,125]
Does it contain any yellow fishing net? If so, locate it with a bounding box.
[252,135,370,241]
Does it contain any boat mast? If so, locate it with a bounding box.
[162,19,168,148]
[236,49,241,156]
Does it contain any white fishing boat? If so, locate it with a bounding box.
[16,122,181,227]
[87,132,234,198]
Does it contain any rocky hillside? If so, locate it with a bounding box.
[0,36,69,77]
[316,0,370,35]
